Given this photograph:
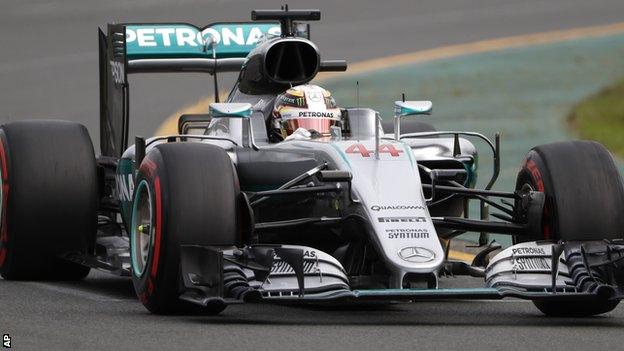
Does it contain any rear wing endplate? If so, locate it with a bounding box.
[99,24,128,158]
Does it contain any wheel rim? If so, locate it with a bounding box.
[131,180,153,277]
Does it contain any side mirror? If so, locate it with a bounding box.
[209,102,256,148]
[394,101,433,117]
[178,114,211,135]
[209,103,252,118]
[393,100,433,140]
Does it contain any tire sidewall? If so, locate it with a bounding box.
[0,130,12,274]
[516,150,555,241]
[130,150,175,312]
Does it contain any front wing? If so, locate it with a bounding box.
[177,240,624,308]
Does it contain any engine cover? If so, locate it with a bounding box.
[238,37,320,95]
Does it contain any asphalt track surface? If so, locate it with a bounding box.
[3,1,624,350]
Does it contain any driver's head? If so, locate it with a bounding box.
[271,84,341,140]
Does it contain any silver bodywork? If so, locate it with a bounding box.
[206,107,478,290]
[266,138,445,288]
[486,241,571,292]
[120,104,482,291]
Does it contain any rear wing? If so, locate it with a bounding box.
[98,21,295,157]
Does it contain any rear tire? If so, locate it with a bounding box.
[0,120,97,280]
[130,143,241,315]
[516,140,624,316]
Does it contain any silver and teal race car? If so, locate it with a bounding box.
[1,8,624,317]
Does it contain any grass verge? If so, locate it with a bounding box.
[568,79,624,157]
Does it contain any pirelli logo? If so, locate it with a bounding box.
[378,216,426,223]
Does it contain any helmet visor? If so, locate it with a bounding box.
[282,118,339,136]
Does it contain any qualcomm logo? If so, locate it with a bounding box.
[397,247,435,263]
[370,205,424,211]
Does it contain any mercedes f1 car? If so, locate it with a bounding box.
[2,8,624,317]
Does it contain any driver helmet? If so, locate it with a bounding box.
[271,84,341,141]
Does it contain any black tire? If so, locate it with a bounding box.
[0,120,97,280]
[130,143,241,315]
[516,140,624,241]
[533,299,620,318]
[382,119,436,134]
[516,140,624,316]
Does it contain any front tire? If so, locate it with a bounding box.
[130,143,242,315]
[516,140,624,316]
[533,299,620,318]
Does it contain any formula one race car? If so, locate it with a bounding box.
[1,8,624,317]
